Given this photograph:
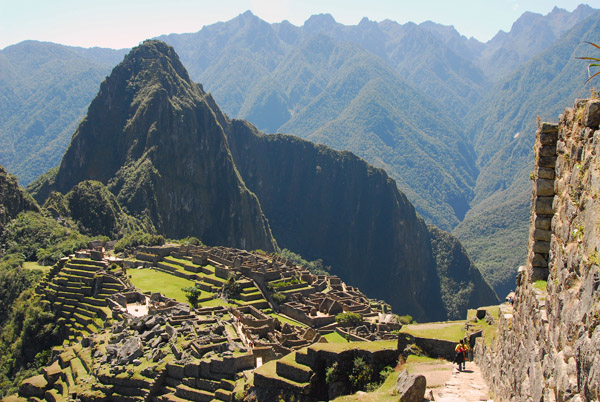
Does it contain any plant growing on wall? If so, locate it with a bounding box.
[577,41,600,83]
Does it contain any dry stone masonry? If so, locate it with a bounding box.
[476,99,600,402]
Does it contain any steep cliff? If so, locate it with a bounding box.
[224,120,498,321]
[476,99,600,401]
[29,40,276,252]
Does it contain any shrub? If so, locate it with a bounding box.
[325,362,339,384]
[272,292,286,305]
[349,356,373,392]
[223,277,241,298]
[397,314,414,325]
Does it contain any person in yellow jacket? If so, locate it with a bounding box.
[454,339,467,371]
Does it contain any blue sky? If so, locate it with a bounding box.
[1,0,599,49]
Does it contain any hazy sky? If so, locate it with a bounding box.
[1,0,599,50]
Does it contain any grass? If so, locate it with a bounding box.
[467,305,501,346]
[323,331,350,343]
[269,313,307,327]
[129,268,194,302]
[23,261,52,273]
[309,340,397,354]
[200,298,231,307]
[399,321,465,342]
[533,280,548,291]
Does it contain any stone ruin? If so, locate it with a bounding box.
[12,243,407,401]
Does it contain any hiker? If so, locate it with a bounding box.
[454,339,467,371]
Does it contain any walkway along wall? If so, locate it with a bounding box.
[476,99,600,402]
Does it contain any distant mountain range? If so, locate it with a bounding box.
[0,4,598,298]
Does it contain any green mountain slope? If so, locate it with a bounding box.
[0,41,126,185]
[453,11,600,297]
[234,35,478,229]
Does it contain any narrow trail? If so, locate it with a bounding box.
[430,361,493,402]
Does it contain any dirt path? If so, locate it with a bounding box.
[430,361,493,402]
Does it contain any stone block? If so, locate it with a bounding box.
[539,132,558,145]
[535,197,554,215]
[536,179,555,196]
[540,123,559,134]
[533,229,552,242]
[532,240,551,254]
[392,369,426,402]
[538,156,557,168]
[534,217,552,230]
[539,145,556,157]
[583,99,600,128]
[532,254,548,268]
[530,267,548,282]
[43,361,62,385]
[166,363,185,379]
[537,167,555,180]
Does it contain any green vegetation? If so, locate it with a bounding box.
[272,292,286,305]
[0,290,60,397]
[223,277,241,299]
[182,284,202,308]
[400,321,465,342]
[3,211,91,265]
[114,231,165,252]
[128,268,194,302]
[349,356,373,392]
[533,280,548,291]
[396,315,414,325]
[323,331,349,343]
[267,277,305,291]
[576,41,600,82]
[269,313,306,327]
[335,312,362,326]
[278,249,331,275]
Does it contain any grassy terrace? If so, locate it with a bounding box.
[309,340,397,354]
[23,261,52,273]
[399,320,465,342]
[129,268,194,302]
[268,313,307,327]
[466,305,501,345]
[323,331,349,343]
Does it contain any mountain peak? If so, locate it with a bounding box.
[32,42,277,250]
[303,13,337,31]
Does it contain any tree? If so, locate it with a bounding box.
[182,285,202,308]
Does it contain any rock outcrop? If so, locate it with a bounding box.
[476,99,600,401]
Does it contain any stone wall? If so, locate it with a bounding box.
[476,99,600,402]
